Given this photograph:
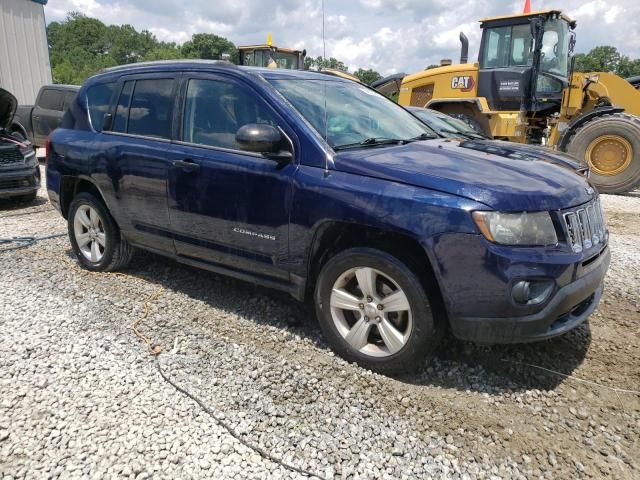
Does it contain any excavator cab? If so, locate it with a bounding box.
[477,10,576,114]
[238,43,306,70]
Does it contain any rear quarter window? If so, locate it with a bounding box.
[87,83,117,132]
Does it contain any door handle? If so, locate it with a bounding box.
[172,159,200,172]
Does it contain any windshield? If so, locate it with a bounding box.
[268,79,435,149]
[540,18,570,77]
[271,52,300,69]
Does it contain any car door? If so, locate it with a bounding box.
[100,74,180,253]
[33,88,63,145]
[168,73,297,281]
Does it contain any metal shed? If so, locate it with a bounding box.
[0,0,52,105]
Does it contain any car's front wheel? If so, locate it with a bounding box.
[315,248,442,374]
[68,192,134,271]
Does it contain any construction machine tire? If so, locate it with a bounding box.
[565,113,640,194]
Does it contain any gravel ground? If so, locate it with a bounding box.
[1,167,638,479]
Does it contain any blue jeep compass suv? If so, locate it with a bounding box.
[46,61,610,373]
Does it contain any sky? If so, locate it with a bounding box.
[44,0,640,75]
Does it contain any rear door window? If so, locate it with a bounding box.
[38,89,63,110]
[86,83,116,131]
[112,81,134,133]
[126,79,175,139]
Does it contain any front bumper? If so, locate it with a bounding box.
[0,163,40,199]
[449,246,610,344]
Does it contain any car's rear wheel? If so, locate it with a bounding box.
[68,192,134,271]
[315,247,442,374]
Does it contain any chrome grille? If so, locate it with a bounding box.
[563,199,606,253]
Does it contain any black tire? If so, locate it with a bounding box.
[68,192,134,271]
[565,113,640,194]
[314,247,443,374]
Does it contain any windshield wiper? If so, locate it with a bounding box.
[333,133,440,151]
[333,137,406,151]
[407,132,438,141]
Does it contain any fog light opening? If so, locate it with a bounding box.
[512,279,554,306]
[512,281,531,304]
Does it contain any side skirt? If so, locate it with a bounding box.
[127,240,306,301]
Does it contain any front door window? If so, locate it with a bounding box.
[182,79,277,150]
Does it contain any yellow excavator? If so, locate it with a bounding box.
[237,34,306,70]
[373,6,640,193]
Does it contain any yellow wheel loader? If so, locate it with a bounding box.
[238,34,306,70]
[373,9,640,194]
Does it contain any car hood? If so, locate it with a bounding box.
[459,138,584,172]
[333,138,595,211]
[0,88,17,130]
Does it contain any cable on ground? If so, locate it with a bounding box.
[0,207,55,219]
[156,357,327,479]
[0,233,67,252]
[132,289,163,355]
[502,359,640,395]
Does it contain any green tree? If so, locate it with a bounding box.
[181,33,237,62]
[574,46,619,72]
[353,68,381,85]
[143,43,183,62]
[573,53,598,72]
[107,24,157,64]
[48,12,110,58]
[304,56,349,71]
[573,45,640,78]
[46,12,210,85]
[616,57,640,78]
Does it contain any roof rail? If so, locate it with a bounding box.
[100,59,237,73]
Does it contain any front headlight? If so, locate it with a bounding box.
[472,211,558,246]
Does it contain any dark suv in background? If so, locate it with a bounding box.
[46,61,609,373]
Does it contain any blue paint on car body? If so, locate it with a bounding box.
[47,61,609,347]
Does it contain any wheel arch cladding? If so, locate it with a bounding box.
[60,177,104,219]
[306,221,448,326]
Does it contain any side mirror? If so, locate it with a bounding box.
[236,123,292,163]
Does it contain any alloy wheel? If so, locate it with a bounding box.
[329,266,413,357]
[73,204,106,263]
